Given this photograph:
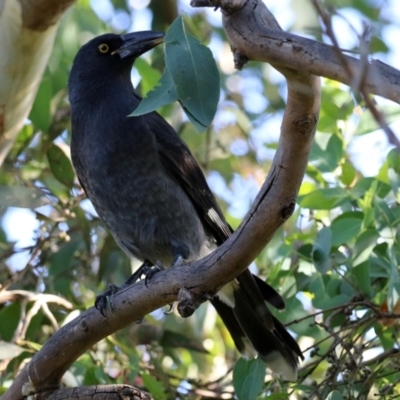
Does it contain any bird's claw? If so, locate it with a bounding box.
[163,303,174,315]
[144,261,165,287]
[95,283,119,316]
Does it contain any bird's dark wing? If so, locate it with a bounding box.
[147,112,231,244]
[147,112,285,303]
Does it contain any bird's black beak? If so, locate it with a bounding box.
[114,31,164,59]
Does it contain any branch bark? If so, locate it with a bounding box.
[0,0,75,166]
[192,0,400,104]
[3,1,320,398]
[36,385,152,400]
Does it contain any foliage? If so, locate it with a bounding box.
[1,1,400,399]
[132,15,220,132]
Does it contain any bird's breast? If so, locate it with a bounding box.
[71,113,207,265]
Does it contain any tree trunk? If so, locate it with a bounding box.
[0,0,75,165]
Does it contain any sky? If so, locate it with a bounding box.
[2,0,400,270]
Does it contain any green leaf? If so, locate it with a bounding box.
[130,67,178,117]
[340,162,356,186]
[312,227,332,273]
[330,212,363,246]
[47,143,75,189]
[142,373,167,400]
[164,15,220,132]
[388,246,399,311]
[310,133,344,173]
[326,390,344,400]
[298,188,349,210]
[0,303,20,341]
[356,105,400,135]
[352,261,371,295]
[233,358,266,400]
[83,367,101,385]
[29,78,52,132]
[135,57,162,96]
[180,102,208,132]
[353,229,380,265]
[233,357,249,396]
[0,185,49,209]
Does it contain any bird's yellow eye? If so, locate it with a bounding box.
[98,43,110,54]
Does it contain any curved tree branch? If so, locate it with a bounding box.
[3,1,320,399]
[192,0,400,104]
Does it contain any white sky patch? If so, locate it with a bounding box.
[2,208,38,247]
[90,0,114,22]
[2,208,39,272]
[130,7,152,32]
[381,24,400,67]
[330,8,364,50]
[111,10,131,31]
[348,129,391,176]
[128,0,150,10]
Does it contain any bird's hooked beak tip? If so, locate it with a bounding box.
[114,31,164,59]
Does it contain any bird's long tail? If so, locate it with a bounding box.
[211,270,303,381]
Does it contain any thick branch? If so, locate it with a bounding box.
[35,385,151,400]
[3,1,320,399]
[192,0,400,104]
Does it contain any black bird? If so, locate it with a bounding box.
[68,31,303,380]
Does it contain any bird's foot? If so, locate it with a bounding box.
[125,260,153,285]
[163,303,174,315]
[95,283,120,316]
[171,254,183,268]
[144,261,165,287]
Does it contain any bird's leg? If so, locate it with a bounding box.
[95,283,120,316]
[95,259,153,316]
[144,260,165,287]
[143,244,188,286]
[125,260,154,285]
[171,254,183,268]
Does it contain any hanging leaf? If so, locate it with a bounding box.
[312,227,332,273]
[164,15,220,132]
[130,15,220,132]
[130,67,178,117]
[233,358,266,400]
[0,185,49,210]
[47,143,75,189]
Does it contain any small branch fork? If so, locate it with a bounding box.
[284,296,400,397]
[310,0,400,151]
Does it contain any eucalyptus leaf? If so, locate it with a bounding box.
[0,185,49,210]
[233,358,266,400]
[130,67,178,117]
[299,188,349,210]
[330,212,363,246]
[141,373,167,400]
[326,390,344,400]
[164,15,220,132]
[47,143,75,189]
[312,227,332,273]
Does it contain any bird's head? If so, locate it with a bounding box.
[69,31,164,104]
